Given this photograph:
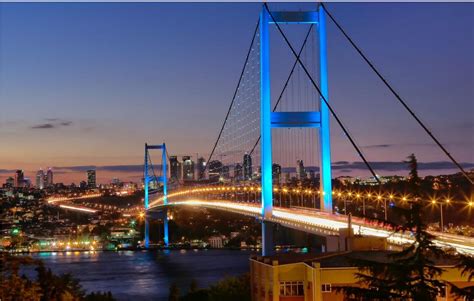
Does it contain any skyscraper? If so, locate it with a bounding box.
[169,156,181,180]
[87,170,96,188]
[46,168,53,187]
[36,169,45,189]
[196,157,206,180]
[182,156,194,181]
[243,153,252,180]
[208,160,222,182]
[234,163,242,180]
[14,170,24,188]
[5,177,14,188]
[296,160,305,180]
[221,166,230,180]
[272,163,282,184]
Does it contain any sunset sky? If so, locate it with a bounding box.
[0,2,473,184]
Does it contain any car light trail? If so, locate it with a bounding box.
[152,198,474,255]
[47,193,102,204]
[59,204,97,213]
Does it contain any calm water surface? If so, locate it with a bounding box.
[31,250,253,301]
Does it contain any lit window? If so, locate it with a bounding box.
[279,281,304,296]
[322,283,331,292]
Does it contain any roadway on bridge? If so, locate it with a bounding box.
[151,198,474,255]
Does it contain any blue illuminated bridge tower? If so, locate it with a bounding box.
[260,6,332,255]
[143,143,168,248]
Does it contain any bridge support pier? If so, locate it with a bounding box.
[163,208,169,247]
[261,220,274,256]
[144,217,150,248]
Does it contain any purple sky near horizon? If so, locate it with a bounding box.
[0,2,473,184]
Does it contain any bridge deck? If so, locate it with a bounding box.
[149,198,474,255]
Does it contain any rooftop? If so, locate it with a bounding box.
[251,250,459,268]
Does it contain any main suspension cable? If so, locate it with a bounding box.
[321,3,473,185]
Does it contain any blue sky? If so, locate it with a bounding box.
[0,2,472,183]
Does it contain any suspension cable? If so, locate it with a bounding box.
[321,3,472,185]
[204,18,260,173]
[264,3,381,184]
[249,24,315,156]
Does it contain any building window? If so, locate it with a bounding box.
[279,281,304,296]
[321,283,332,293]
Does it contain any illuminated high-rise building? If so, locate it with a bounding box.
[272,163,281,184]
[46,168,53,187]
[182,156,194,181]
[243,153,252,180]
[196,157,206,180]
[14,170,24,188]
[234,163,243,180]
[169,156,181,180]
[36,169,45,189]
[221,166,230,180]
[208,160,222,182]
[5,177,14,188]
[87,170,96,188]
[296,160,305,180]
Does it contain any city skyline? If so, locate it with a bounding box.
[1,2,473,184]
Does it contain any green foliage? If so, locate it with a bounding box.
[405,153,420,191]
[168,283,180,301]
[0,253,115,301]
[175,274,250,301]
[84,291,115,301]
[339,203,447,300]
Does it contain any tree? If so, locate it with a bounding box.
[405,153,420,191]
[189,279,198,294]
[0,254,116,301]
[450,254,474,299]
[36,262,85,301]
[0,253,42,301]
[168,283,180,301]
[208,274,250,301]
[339,203,446,300]
[84,291,115,301]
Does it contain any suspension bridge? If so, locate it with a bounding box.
[142,4,474,255]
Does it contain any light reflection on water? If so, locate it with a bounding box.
[30,249,253,301]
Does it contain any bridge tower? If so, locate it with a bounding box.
[260,6,333,255]
[144,143,168,248]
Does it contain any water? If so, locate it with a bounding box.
[30,249,253,301]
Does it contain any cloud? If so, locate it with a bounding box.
[30,119,73,129]
[362,143,436,149]
[31,123,55,129]
[282,161,474,173]
[53,165,144,173]
[364,144,392,149]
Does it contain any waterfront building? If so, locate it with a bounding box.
[208,236,224,248]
